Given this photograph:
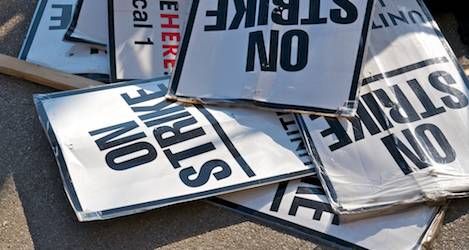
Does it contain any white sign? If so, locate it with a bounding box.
[109,0,191,80]
[20,0,109,80]
[216,177,443,249]
[167,0,374,116]
[34,78,314,221]
[64,0,108,47]
[297,0,469,216]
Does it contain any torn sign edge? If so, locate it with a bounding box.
[18,0,110,82]
[294,0,469,218]
[166,0,375,117]
[63,0,107,48]
[209,183,447,250]
[32,77,315,221]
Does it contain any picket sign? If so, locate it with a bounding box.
[167,0,374,116]
[109,0,191,81]
[297,0,469,217]
[215,177,444,250]
[34,77,314,221]
[64,0,108,47]
[20,0,109,81]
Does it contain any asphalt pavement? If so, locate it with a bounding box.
[1,1,469,249]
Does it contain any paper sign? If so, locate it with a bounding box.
[297,0,469,216]
[215,177,442,249]
[20,0,109,81]
[64,0,108,47]
[167,0,374,115]
[34,78,314,221]
[109,0,191,80]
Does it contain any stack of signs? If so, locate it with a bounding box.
[20,0,109,81]
[297,0,469,217]
[22,0,461,248]
[167,0,374,116]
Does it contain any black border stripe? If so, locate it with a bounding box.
[209,198,367,250]
[362,57,449,85]
[108,0,117,81]
[195,105,256,177]
[34,77,315,220]
[168,0,375,115]
[349,0,375,100]
[169,0,199,95]
[19,0,48,59]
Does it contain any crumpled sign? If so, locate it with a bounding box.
[20,0,109,80]
[64,0,108,47]
[167,0,374,116]
[108,0,191,81]
[297,0,469,217]
[215,177,444,250]
[33,77,314,221]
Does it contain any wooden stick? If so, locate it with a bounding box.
[0,54,103,90]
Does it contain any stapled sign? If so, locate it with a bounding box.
[297,0,469,216]
[168,0,374,115]
[34,78,314,221]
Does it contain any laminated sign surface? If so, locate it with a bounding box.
[215,177,443,249]
[109,0,191,80]
[20,0,109,80]
[297,0,469,215]
[168,0,374,115]
[64,0,108,47]
[34,78,314,221]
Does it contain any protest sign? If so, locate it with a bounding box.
[20,0,109,81]
[64,0,108,47]
[34,77,314,221]
[167,0,374,116]
[109,0,191,81]
[297,0,469,216]
[215,177,444,249]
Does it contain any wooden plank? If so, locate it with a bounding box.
[0,54,103,90]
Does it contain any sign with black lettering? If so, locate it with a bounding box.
[167,0,374,116]
[64,0,108,47]
[296,0,469,216]
[20,0,109,81]
[34,78,314,221]
[109,0,191,81]
[214,177,443,249]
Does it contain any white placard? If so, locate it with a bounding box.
[216,177,443,249]
[34,78,314,221]
[167,0,374,116]
[64,0,108,47]
[297,0,469,216]
[20,0,109,80]
[109,0,191,80]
